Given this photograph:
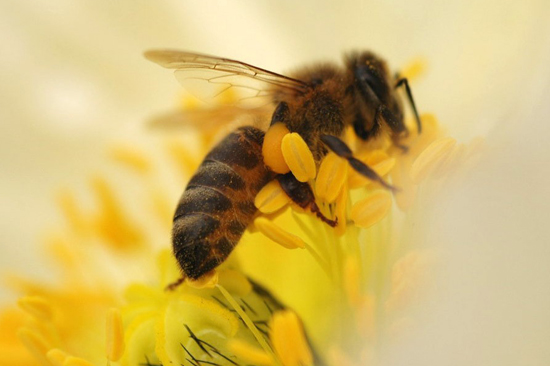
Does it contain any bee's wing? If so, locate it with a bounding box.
[145,50,310,108]
[148,105,272,134]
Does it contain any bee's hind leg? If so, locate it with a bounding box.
[277,173,337,227]
[321,135,399,193]
[165,276,185,291]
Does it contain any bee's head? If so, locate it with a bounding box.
[345,51,406,139]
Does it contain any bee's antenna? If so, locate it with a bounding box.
[395,77,422,134]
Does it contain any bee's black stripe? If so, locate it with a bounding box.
[174,186,232,220]
[204,130,262,170]
[187,160,246,191]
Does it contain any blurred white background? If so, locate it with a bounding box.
[1,1,550,364]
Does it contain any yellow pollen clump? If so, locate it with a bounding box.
[270,310,313,366]
[255,180,291,213]
[228,339,274,366]
[315,152,348,203]
[106,308,125,362]
[263,123,291,174]
[254,217,305,249]
[46,349,68,366]
[281,133,316,182]
[351,190,393,228]
[410,137,457,184]
[17,296,53,322]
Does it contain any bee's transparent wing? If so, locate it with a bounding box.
[145,50,310,108]
[148,105,272,134]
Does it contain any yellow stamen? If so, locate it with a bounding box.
[228,339,274,366]
[254,217,305,249]
[17,328,50,366]
[431,142,465,178]
[334,181,348,236]
[63,356,96,366]
[17,296,53,321]
[351,191,392,228]
[186,270,219,289]
[217,285,277,363]
[106,308,125,362]
[108,145,151,174]
[92,176,144,250]
[410,137,457,184]
[46,349,68,366]
[263,123,291,174]
[344,257,361,307]
[281,133,316,182]
[315,152,348,203]
[57,190,87,235]
[255,180,290,213]
[218,269,252,297]
[270,310,313,366]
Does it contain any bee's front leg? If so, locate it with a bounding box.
[321,134,398,192]
[276,173,337,227]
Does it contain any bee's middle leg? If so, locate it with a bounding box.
[276,173,337,227]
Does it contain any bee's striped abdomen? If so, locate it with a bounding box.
[172,126,275,279]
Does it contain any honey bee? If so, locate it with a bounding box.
[145,50,421,280]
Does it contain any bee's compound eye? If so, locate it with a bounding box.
[263,123,291,174]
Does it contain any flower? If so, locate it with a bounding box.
[2,63,479,365]
[3,2,550,366]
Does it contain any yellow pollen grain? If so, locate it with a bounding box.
[255,180,290,213]
[315,152,348,203]
[108,145,151,174]
[281,133,316,182]
[410,137,457,184]
[254,217,305,249]
[351,191,392,228]
[17,328,50,366]
[106,308,125,362]
[186,269,219,289]
[270,310,313,366]
[228,339,274,366]
[46,349,68,366]
[263,123,291,174]
[17,296,53,322]
[63,356,96,366]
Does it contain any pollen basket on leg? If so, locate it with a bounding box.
[263,123,291,174]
